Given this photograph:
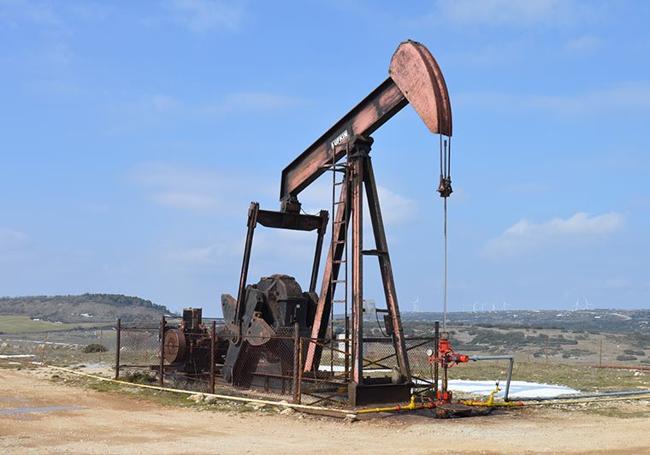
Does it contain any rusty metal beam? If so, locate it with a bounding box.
[309,210,329,294]
[235,202,259,334]
[279,40,452,207]
[280,79,405,204]
[256,209,325,231]
[363,156,411,381]
[350,148,366,384]
[303,179,349,372]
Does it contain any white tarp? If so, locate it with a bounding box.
[447,379,578,398]
[317,364,579,398]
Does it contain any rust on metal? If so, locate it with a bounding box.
[163,328,186,364]
[349,142,366,384]
[210,321,216,394]
[114,318,121,380]
[130,40,455,407]
[303,178,350,372]
[363,156,411,381]
[389,39,452,136]
[279,39,452,206]
[159,315,165,386]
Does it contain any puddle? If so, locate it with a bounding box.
[0,405,85,416]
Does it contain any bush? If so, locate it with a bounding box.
[623,349,645,356]
[562,348,594,359]
[83,343,108,353]
[616,354,637,362]
[125,371,157,384]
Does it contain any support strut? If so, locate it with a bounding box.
[304,137,410,388]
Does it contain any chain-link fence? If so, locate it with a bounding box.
[3,317,649,406]
[110,316,440,406]
[115,319,161,379]
[0,323,115,367]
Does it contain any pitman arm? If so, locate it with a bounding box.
[279,39,453,212]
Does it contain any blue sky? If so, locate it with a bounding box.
[1,0,649,315]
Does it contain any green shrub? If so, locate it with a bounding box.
[623,349,645,356]
[125,371,157,384]
[616,354,637,362]
[83,343,108,353]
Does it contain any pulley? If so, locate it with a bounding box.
[437,137,452,198]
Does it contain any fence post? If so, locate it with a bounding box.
[344,315,350,381]
[40,332,49,365]
[434,321,439,396]
[114,318,121,379]
[599,337,603,367]
[297,338,303,404]
[210,321,216,394]
[159,315,165,386]
[293,322,300,403]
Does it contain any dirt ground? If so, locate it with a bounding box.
[0,368,649,455]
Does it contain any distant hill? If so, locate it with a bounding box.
[0,294,172,323]
[401,309,650,334]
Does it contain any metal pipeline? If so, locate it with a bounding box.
[528,394,650,406]
[518,389,650,402]
[461,382,524,407]
[355,395,435,415]
[469,355,514,401]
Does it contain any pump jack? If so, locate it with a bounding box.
[165,40,453,406]
[220,40,452,405]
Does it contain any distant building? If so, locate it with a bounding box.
[363,299,376,322]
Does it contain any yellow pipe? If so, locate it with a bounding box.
[461,400,524,407]
[459,381,525,408]
[356,395,435,414]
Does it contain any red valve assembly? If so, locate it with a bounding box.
[426,321,470,403]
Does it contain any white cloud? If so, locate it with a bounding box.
[458,82,650,117]
[112,94,180,119]
[0,228,29,252]
[503,182,550,194]
[223,92,301,111]
[483,212,624,259]
[376,185,417,225]
[529,83,650,115]
[152,191,218,211]
[108,92,300,132]
[448,41,527,67]
[167,0,243,32]
[149,94,178,112]
[200,92,303,116]
[132,163,253,213]
[564,35,601,54]
[297,178,417,226]
[165,229,316,274]
[166,241,237,266]
[435,0,575,26]
[0,0,62,27]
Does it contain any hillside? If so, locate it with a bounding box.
[0,294,171,324]
[401,309,650,333]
